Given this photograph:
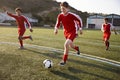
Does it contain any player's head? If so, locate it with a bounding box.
[104,18,109,24]
[15,7,22,16]
[60,2,69,14]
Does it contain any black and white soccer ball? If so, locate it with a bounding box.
[43,59,53,68]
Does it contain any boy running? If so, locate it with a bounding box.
[54,2,83,66]
[3,7,33,49]
[101,18,117,50]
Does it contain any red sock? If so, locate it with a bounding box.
[74,46,79,51]
[19,40,23,47]
[22,36,30,40]
[105,41,109,47]
[63,54,68,63]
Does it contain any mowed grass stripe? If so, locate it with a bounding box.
[0,41,120,67]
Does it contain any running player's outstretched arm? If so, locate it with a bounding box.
[3,7,17,18]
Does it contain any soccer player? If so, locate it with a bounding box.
[3,7,33,49]
[54,2,83,66]
[101,18,117,50]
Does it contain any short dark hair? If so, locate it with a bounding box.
[60,2,69,8]
[15,7,22,12]
[104,18,108,21]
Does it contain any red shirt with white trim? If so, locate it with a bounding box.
[55,12,82,36]
[7,12,31,30]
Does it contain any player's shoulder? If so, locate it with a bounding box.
[68,12,78,16]
[21,15,25,17]
[21,15,28,19]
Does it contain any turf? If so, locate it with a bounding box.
[0,27,120,80]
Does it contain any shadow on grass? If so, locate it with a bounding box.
[24,48,62,59]
[68,67,112,80]
[25,48,120,74]
[68,58,120,74]
[50,70,81,80]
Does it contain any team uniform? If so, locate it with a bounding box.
[55,12,82,64]
[7,12,32,47]
[101,23,115,50]
[101,23,114,41]
[55,12,82,41]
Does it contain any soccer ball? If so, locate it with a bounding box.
[43,59,53,68]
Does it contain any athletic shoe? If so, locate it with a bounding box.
[106,47,109,51]
[59,61,66,66]
[19,46,25,50]
[29,36,33,41]
[77,47,80,55]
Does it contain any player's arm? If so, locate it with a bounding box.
[23,16,33,32]
[54,14,61,35]
[73,15,83,35]
[111,24,117,35]
[101,24,104,32]
[3,7,17,18]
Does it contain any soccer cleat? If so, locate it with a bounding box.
[19,46,25,50]
[59,61,66,66]
[106,47,109,51]
[29,36,33,41]
[77,47,80,55]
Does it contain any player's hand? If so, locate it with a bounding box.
[30,29,33,32]
[2,7,7,12]
[54,29,58,35]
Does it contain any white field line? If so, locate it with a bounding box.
[0,41,120,67]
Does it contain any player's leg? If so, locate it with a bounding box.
[18,30,25,49]
[104,33,110,50]
[18,36,24,49]
[59,39,70,66]
[22,35,33,41]
[69,42,80,55]
[22,30,33,41]
[69,34,80,55]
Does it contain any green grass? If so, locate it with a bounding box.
[0,26,120,80]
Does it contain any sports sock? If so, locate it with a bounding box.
[62,54,68,63]
[22,36,30,40]
[108,42,110,47]
[19,40,23,47]
[74,46,79,51]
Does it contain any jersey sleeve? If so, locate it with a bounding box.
[101,24,104,32]
[6,12,17,19]
[110,23,115,29]
[55,14,61,29]
[23,16,31,29]
[72,14,83,29]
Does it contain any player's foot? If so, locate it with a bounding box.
[19,46,25,49]
[59,61,66,66]
[76,47,80,55]
[29,36,33,41]
[106,47,109,51]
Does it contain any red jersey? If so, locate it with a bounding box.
[101,23,114,34]
[7,12,31,30]
[55,12,82,36]
[101,23,114,40]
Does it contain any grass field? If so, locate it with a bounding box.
[0,26,120,80]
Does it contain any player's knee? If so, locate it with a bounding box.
[18,36,22,40]
[64,42,69,47]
